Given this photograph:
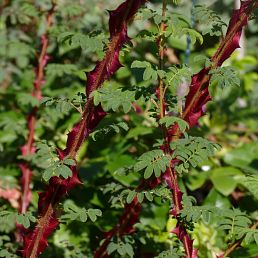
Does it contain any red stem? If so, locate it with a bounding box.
[94,1,257,257]
[18,3,56,215]
[22,1,146,257]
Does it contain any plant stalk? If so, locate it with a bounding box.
[19,2,56,215]
[221,220,258,258]
[94,2,257,257]
[22,1,146,257]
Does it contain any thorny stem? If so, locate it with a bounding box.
[156,1,193,257]
[23,1,146,257]
[94,180,155,258]
[221,220,258,258]
[158,0,166,119]
[19,2,56,214]
[24,15,124,253]
[94,1,258,257]
[170,0,256,142]
[22,1,257,257]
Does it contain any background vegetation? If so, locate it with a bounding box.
[0,0,257,257]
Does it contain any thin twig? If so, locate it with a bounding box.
[156,2,194,257]
[221,220,258,258]
[18,2,56,215]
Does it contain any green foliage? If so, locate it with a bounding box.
[0,210,36,230]
[0,249,19,258]
[32,141,75,181]
[181,195,214,224]
[223,142,258,174]
[41,93,85,117]
[219,209,252,241]
[58,31,107,56]
[45,64,78,78]
[131,60,158,81]
[107,238,134,258]
[165,13,203,45]
[0,112,27,146]
[102,182,170,206]
[209,66,240,89]
[0,210,16,233]
[170,136,221,174]
[124,189,156,204]
[154,249,182,258]
[165,65,193,88]
[193,5,227,36]
[159,116,189,132]
[181,28,204,45]
[16,211,36,229]
[90,122,129,141]
[92,85,135,113]
[16,93,40,108]
[134,150,171,179]
[209,167,243,196]
[42,161,74,181]
[42,97,72,115]
[60,3,86,18]
[1,0,258,257]
[61,200,102,223]
[242,175,258,199]
[4,2,38,25]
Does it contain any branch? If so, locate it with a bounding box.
[219,220,258,258]
[156,2,195,257]
[94,177,160,258]
[22,1,146,257]
[94,1,258,257]
[18,0,56,216]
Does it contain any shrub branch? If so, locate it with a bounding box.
[94,1,257,257]
[18,0,56,216]
[22,1,146,257]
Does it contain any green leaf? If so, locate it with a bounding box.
[57,165,73,179]
[165,65,192,88]
[16,212,36,229]
[124,243,134,258]
[131,60,150,68]
[137,192,144,203]
[134,150,171,179]
[79,209,88,222]
[219,209,252,241]
[107,242,118,255]
[16,93,39,107]
[193,5,227,36]
[131,60,157,81]
[88,209,102,222]
[210,167,243,196]
[92,85,135,113]
[61,201,101,223]
[45,64,78,78]
[145,191,153,202]
[223,142,258,174]
[171,136,220,174]
[144,164,154,179]
[209,66,240,89]
[182,28,203,45]
[63,158,76,166]
[90,122,129,141]
[42,167,54,181]
[126,190,136,203]
[159,116,189,132]
[58,31,106,54]
[242,175,258,199]
[0,249,19,258]
[154,249,182,258]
